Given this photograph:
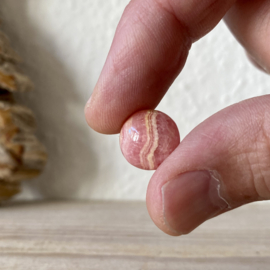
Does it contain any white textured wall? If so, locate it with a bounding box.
[0,0,269,201]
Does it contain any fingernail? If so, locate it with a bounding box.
[162,170,229,235]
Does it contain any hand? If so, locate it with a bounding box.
[85,0,270,236]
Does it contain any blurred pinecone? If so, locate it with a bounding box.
[0,30,47,201]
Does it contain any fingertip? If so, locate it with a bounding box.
[246,51,270,74]
[163,171,229,234]
[84,104,121,135]
[84,94,121,134]
[225,0,270,75]
[147,169,229,236]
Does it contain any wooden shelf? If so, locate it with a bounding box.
[0,201,269,269]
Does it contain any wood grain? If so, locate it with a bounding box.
[0,201,269,269]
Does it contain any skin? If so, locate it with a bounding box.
[85,0,270,236]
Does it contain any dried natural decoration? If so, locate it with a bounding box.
[0,30,47,201]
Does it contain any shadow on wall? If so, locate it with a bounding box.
[0,0,98,199]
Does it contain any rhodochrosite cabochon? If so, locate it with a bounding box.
[120,110,180,170]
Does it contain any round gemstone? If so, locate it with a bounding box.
[120,110,180,170]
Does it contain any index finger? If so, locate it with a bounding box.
[85,0,236,134]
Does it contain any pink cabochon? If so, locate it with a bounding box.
[120,110,180,170]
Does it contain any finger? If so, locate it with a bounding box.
[146,95,270,236]
[85,0,236,134]
[224,0,270,74]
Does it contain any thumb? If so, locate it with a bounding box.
[146,95,270,236]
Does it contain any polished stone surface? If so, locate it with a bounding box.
[120,110,180,170]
